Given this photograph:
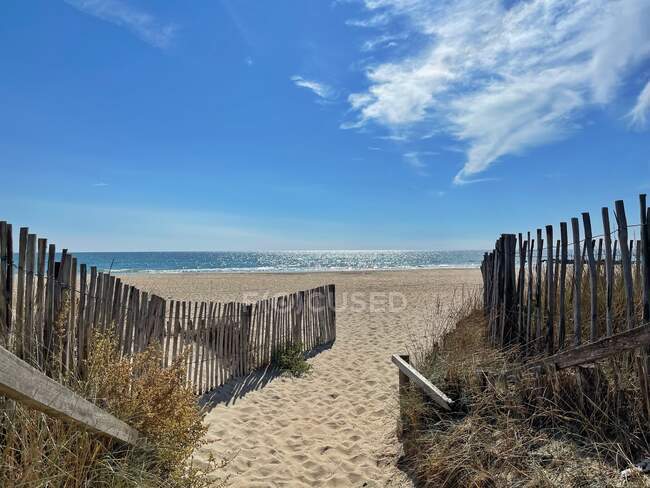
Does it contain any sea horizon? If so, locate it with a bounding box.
[20,250,486,274]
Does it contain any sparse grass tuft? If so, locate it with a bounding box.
[401,288,650,487]
[275,342,312,377]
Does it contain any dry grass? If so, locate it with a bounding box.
[401,292,650,488]
[0,330,227,488]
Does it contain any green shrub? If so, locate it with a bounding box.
[275,343,312,377]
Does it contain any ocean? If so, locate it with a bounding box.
[47,250,486,273]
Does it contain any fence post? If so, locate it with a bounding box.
[397,354,410,438]
[503,234,517,346]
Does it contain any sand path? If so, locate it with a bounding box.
[121,269,481,487]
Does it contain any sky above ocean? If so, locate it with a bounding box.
[2,1,650,251]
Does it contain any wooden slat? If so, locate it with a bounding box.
[167,300,176,365]
[16,227,28,358]
[198,302,208,393]
[58,251,72,374]
[0,223,7,347]
[111,278,122,331]
[93,271,103,330]
[5,225,12,343]
[571,217,582,346]
[534,229,543,348]
[78,264,87,374]
[218,302,224,386]
[0,222,7,347]
[330,284,336,342]
[24,233,36,363]
[558,223,568,348]
[615,200,634,331]
[35,237,47,367]
[641,195,650,323]
[391,354,453,411]
[0,344,141,445]
[526,235,534,350]
[68,257,77,373]
[43,244,56,371]
[602,208,615,336]
[172,300,181,365]
[582,213,598,341]
[545,226,555,353]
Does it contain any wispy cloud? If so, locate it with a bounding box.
[291,75,335,100]
[361,33,404,52]
[92,182,109,187]
[64,0,177,48]
[345,0,650,184]
[346,12,391,28]
[403,151,431,176]
[244,56,254,66]
[628,80,650,129]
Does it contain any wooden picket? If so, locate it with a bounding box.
[0,221,336,398]
[480,194,650,414]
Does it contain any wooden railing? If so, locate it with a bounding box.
[0,345,141,445]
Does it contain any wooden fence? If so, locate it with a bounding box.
[0,221,336,401]
[480,194,650,413]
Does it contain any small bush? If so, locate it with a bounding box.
[275,342,312,377]
[0,330,227,488]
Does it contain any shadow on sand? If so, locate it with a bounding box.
[199,340,334,411]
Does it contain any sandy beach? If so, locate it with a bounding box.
[121,268,482,487]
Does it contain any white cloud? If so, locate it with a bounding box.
[92,182,109,187]
[346,0,650,184]
[628,80,650,128]
[291,75,334,100]
[65,0,176,48]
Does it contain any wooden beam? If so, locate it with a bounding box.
[391,354,453,411]
[0,345,141,446]
[502,322,650,376]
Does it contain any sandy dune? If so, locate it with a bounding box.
[121,269,482,487]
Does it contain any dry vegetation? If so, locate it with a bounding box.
[0,330,227,488]
[401,287,650,487]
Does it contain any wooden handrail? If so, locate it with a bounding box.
[0,345,141,446]
[391,354,453,411]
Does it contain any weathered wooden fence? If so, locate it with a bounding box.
[481,194,650,414]
[0,221,336,401]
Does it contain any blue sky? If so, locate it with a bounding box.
[1,0,650,251]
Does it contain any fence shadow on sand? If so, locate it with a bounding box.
[199,340,334,409]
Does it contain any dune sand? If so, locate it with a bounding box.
[121,269,482,487]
